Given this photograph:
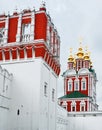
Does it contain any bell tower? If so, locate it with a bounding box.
[59,41,98,112]
[0,3,60,130]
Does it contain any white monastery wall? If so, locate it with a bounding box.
[68,112,102,130]
[56,105,68,130]
[68,116,102,130]
[1,58,58,130]
[0,66,12,130]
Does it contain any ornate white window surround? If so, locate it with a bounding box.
[80,100,85,111]
[74,78,79,91]
[71,100,76,112]
[68,79,73,91]
[16,11,35,43]
[81,77,86,90]
[22,23,31,42]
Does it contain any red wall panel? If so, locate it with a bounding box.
[8,17,18,43]
[35,13,47,41]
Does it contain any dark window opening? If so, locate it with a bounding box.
[72,106,75,111]
[17,109,20,115]
[81,106,84,111]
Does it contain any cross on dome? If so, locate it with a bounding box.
[68,48,74,62]
[41,1,46,7]
[78,36,83,44]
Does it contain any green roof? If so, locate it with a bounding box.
[59,91,88,99]
[89,68,95,73]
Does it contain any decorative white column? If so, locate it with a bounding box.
[16,13,22,42]
[24,47,27,60]
[9,49,12,61]
[2,50,5,61]
[50,28,53,53]
[4,15,9,44]
[46,22,50,47]
[30,10,35,41]
[17,48,20,60]
[32,46,35,58]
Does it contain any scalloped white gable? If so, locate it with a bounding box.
[78,68,89,74]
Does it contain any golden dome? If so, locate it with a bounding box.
[84,47,90,61]
[76,42,84,58]
[68,48,74,62]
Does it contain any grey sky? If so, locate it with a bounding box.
[0,0,102,110]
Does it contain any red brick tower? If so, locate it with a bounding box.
[0,3,60,76]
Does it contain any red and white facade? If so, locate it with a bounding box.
[0,3,64,130]
[59,45,98,112]
[0,3,60,76]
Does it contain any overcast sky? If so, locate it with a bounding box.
[0,0,102,110]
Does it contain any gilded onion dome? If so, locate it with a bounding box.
[84,46,90,61]
[68,48,74,62]
[76,42,84,58]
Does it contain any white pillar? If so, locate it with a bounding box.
[24,47,27,60]
[4,15,9,44]
[17,48,20,60]
[46,22,50,46]
[30,10,35,41]
[16,13,22,42]
[9,49,12,61]
[2,50,5,61]
[32,46,35,58]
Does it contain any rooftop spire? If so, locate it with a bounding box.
[41,1,46,7]
[68,48,74,62]
[79,36,83,43]
[84,46,90,61]
[76,39,84,59]
[40,1,46,11]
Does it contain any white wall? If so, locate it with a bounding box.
[1,58,58,130]
[56,105,68,130]
[68,116,102,130]
[39,62,57,130]
[0,66,12,130]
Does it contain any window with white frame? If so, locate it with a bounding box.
[72,106,75,111]
[74,78,79,91]
[0,28,4,44]
[80,100,85,111]
[81,78,86,90]
[71,101,76,112]
[22,23,31,42]
[68,79,72,91]
[44,82,48,97]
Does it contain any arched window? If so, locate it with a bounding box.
[74,78,79,91]
[71,101,76,112]
[81,78,86,90]
[22,23,31,42]
[68,79,72,91]
[80,100,85,111]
